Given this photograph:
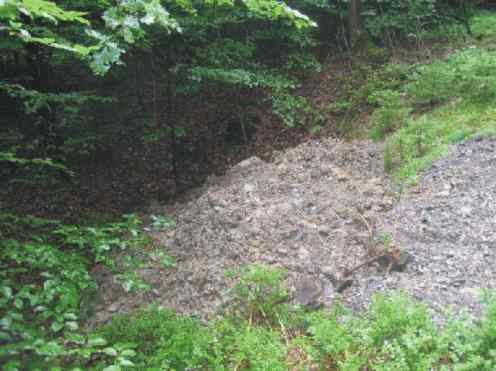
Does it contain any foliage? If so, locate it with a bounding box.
[369,89,411,140]
[99,306,212,370]
[0,212,173,369]
[3,4,496,370]
[0,0,322,206]
[362,0,473,47]
[406,48,496,104]
[382,45,496,182]
[68,266,496,370]
[211,321,288,370]
[471,9,496,42]
[225,265,289,326]
[5,254,496,370]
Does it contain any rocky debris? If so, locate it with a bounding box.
[91,137,392,324]
[346,138,496,320]
[293,277,325,309]
[376,250,411,272]
[92,136,496,325]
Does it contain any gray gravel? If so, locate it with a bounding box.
[347,137,496,320]
[92,137,496,324]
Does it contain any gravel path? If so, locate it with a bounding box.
[93,137,496,324]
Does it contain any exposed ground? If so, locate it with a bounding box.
[92,136,496,325]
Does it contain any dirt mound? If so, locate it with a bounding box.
[91,137,392,323]
[93,136,496,324]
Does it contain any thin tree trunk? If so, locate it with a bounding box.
[348,0,363,48]
[166,65,179,193]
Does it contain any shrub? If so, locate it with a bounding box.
[407,48,496,105]
[211,321,288,370]
[0,212,171,369]
[369,90,411,141]
[225,265,289,326]
[99,306,212,370]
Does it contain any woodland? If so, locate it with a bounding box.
[2,0,496,370]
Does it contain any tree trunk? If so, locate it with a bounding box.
[348,0,364,49]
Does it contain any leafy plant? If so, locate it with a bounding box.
[150,214,176,231]
[99,306,212,370]
[0,212,167,369]
[225,265,289,326]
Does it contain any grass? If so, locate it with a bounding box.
[367,11,496,185]
[385,102,496,184]
[472,10,496,44]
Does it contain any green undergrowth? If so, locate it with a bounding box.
[471,10,496,45]
[63,266,496,370]
[365,11,496,185]
[0,212,175,370]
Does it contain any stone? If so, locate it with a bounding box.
[298,248,311,259]
[244,183,256,193]
[377,251,411,272]
[108,301,122,313]
[320,265,336,280]
[333,167,350,182]
[294,278,323,309]
[335,278,353,293]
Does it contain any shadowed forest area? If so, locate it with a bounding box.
[2,1,496,370]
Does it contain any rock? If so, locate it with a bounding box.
[92,138,395,325]
[298,248,311,259]
[335,278,353,293]
[244,183,256,193]
[108,301,122,313]
[318,228,331,238]
[460,206,472,216]
[310,169,321,179]
[294,278,323,309]
[377,251,411,272]
[320,266,336,280]
[333,167,350,182]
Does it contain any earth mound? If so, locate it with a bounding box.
[93,137,496,324]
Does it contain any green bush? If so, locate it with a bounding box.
[99,306,212,370]
[0,212,171,370]
[212,321,288,370]
[225,265,289,326]
[16,263,495,371]
[369,90,411,140]
[407,48,496,105]
[375,45,496,182]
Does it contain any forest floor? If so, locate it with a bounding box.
[92,134,496,325]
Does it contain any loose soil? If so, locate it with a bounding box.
[91,134,496,326]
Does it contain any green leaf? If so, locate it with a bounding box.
[64,313,78,321]
[0,331,11,341]
[102,347,118,357]
[87,336,107,347]
[102,366,121,371]
[13,298,23,309]
[0,286,13,300]
[65,321,79,331]
[51,321,64,332]
[120,349,137,357]
[118,359,135,367]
